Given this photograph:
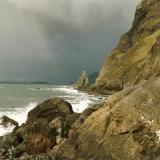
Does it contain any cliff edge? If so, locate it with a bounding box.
[96,0,160,89]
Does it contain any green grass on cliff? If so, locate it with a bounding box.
[98,30,160,85]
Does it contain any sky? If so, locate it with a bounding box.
[0,0,140,83]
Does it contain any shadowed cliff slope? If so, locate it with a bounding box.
[96,0,160,88]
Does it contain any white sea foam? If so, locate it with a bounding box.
[0,125,15,136]
[72,98,92,113]
[5,102,37,125]
[35,86,104,114]
[0,102,37,136]
[0,86,107,136]
[29,86,80,94]
[55,87,80,94]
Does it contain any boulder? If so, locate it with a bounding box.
[27,97,74,122]
[0,97,75,158]
[25,98,74,155]
[0,116,18,128]
[26,118,56,154]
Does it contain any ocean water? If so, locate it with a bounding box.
[0,83,106,136]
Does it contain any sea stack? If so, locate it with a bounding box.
[74,70,89,89]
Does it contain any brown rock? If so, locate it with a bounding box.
[0,116,18,128]
[27,133,54,154]
[27,97,74,122]
[51,77,160,160]
[0,97,75,158]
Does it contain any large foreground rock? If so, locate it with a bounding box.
[0,97,77,159]
[51,77,160,160]
[27,97,74,122]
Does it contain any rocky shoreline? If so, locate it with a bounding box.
[0,77,160,160]
[0,97,101,159]
[73,70,122,96]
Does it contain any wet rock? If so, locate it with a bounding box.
[0,97,75,158]
[0,116,18,128]
[27,97,74,122]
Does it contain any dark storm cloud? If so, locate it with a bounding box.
[0,0,140,83]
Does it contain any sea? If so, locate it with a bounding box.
[0,83,106,136]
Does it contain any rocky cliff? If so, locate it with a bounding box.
[52,77,160,160]
[96,0,160,89]
[1,77,159,160]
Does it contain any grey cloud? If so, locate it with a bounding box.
[0,0,140,83]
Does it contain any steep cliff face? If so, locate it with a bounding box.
[96,0,160,88]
